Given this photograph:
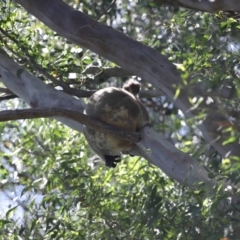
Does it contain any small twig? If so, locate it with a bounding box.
[0,94,18,101]
[92,0,117,27]
[0,87,13,94]
[75,0,116,32]
[105,0,116,13]
[0,107,140,142]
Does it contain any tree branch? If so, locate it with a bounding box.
[0,107,140,143]
[84,67,164,97]
[0,94,18,101]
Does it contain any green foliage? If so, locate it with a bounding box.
[1,118,240,239]
[1,0,240,239]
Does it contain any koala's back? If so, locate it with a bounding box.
[86,87,144,130]
[84,87,144,156]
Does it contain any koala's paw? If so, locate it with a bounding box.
[104,155,121,168]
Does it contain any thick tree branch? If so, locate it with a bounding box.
[0,108,140,142]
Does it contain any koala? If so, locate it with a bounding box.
[84,80,149,168]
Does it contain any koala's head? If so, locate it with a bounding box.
[122,79,141,96]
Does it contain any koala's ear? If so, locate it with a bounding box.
[123,79,141,96]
